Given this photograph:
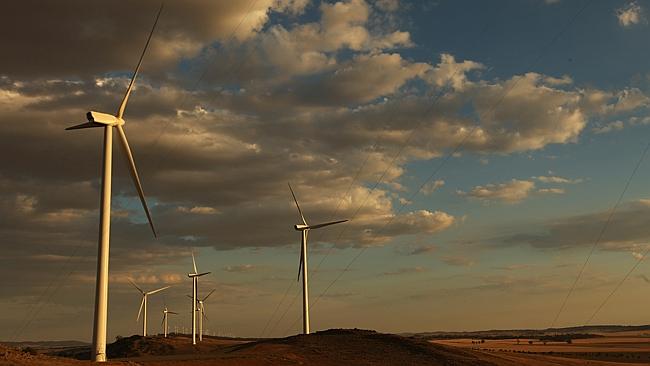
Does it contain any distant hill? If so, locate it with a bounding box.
[405,324,650,340]
[0,340,89,350]
[0,343,85,365]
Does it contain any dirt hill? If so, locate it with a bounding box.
[215,328,501,366]
[0,344,84,366]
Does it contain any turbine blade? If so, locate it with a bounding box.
[288,183,307,225]
[136,296,145,322]
[297,248,303,282]
[161,314,166,326]
[308,219,348,230]
[146,285,171,296]
[115,124,157,237]
[186,294,193,300]
[196,271,211,277]
[202,311,208,321]
[65,121,104,130]
[117,4,163,119]
[191,251,198,274]
[168,311,178,315]
[128,279,144,294]
[202,289,215,301]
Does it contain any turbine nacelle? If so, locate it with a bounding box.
[188,271,211,278]
[294,224,309,231]
[87,111,123,126]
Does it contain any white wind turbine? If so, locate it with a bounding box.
[161,306,178,338]
[188,252,210,345]
[188,289,215,342]
[288,183,348,335]
[129,280,170,337]
[65,6,162,362]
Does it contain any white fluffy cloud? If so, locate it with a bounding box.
[617,2,645,27]
[458,179,536,204]
[424,53,484,91]
[422,180,445,195]
[533,175,583,184]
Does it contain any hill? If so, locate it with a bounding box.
[0,344,85,366]
[407,324,650,340]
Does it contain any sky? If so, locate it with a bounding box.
[3,0,650,342]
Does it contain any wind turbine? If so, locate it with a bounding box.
[161,306,178,338]
[129,280,170,337]
[194,289,215,341]
[65,6,163,362]
[187,252,210,345]
[288,183,348,335]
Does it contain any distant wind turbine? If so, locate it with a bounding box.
[288,183,348,334]
[161,306,178,338]
[65,5,163,362]
[188,252,210,344]
[188,289,215,342]
[129,280,170,337]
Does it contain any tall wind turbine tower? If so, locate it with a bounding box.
[65,6,162,362]
[187,252,210,345]
[288,183,348,334]
[129,280,170,337]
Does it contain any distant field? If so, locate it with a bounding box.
[432,335,650,363]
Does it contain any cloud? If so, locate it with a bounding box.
[0,0,304,78]
[617,2,645,27]
[114,273,183,286]
[223,264,257,273]
[441,256,474,267]
[177,206,220,215]
[1,1,649,330]
[383,266,427,275]
[422,180,445,195]
[592,120,624,134]
[273,0,310,15]
[457,179,535,203]
[407,244,437,255]
[375,0,400,12]
[533,175,583,184]
[423,53,484,91]
[629,116,650,125]
[537,188,565,195]
[293,53,430,105]
[492,264,533,271]
[497,199,650,252]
